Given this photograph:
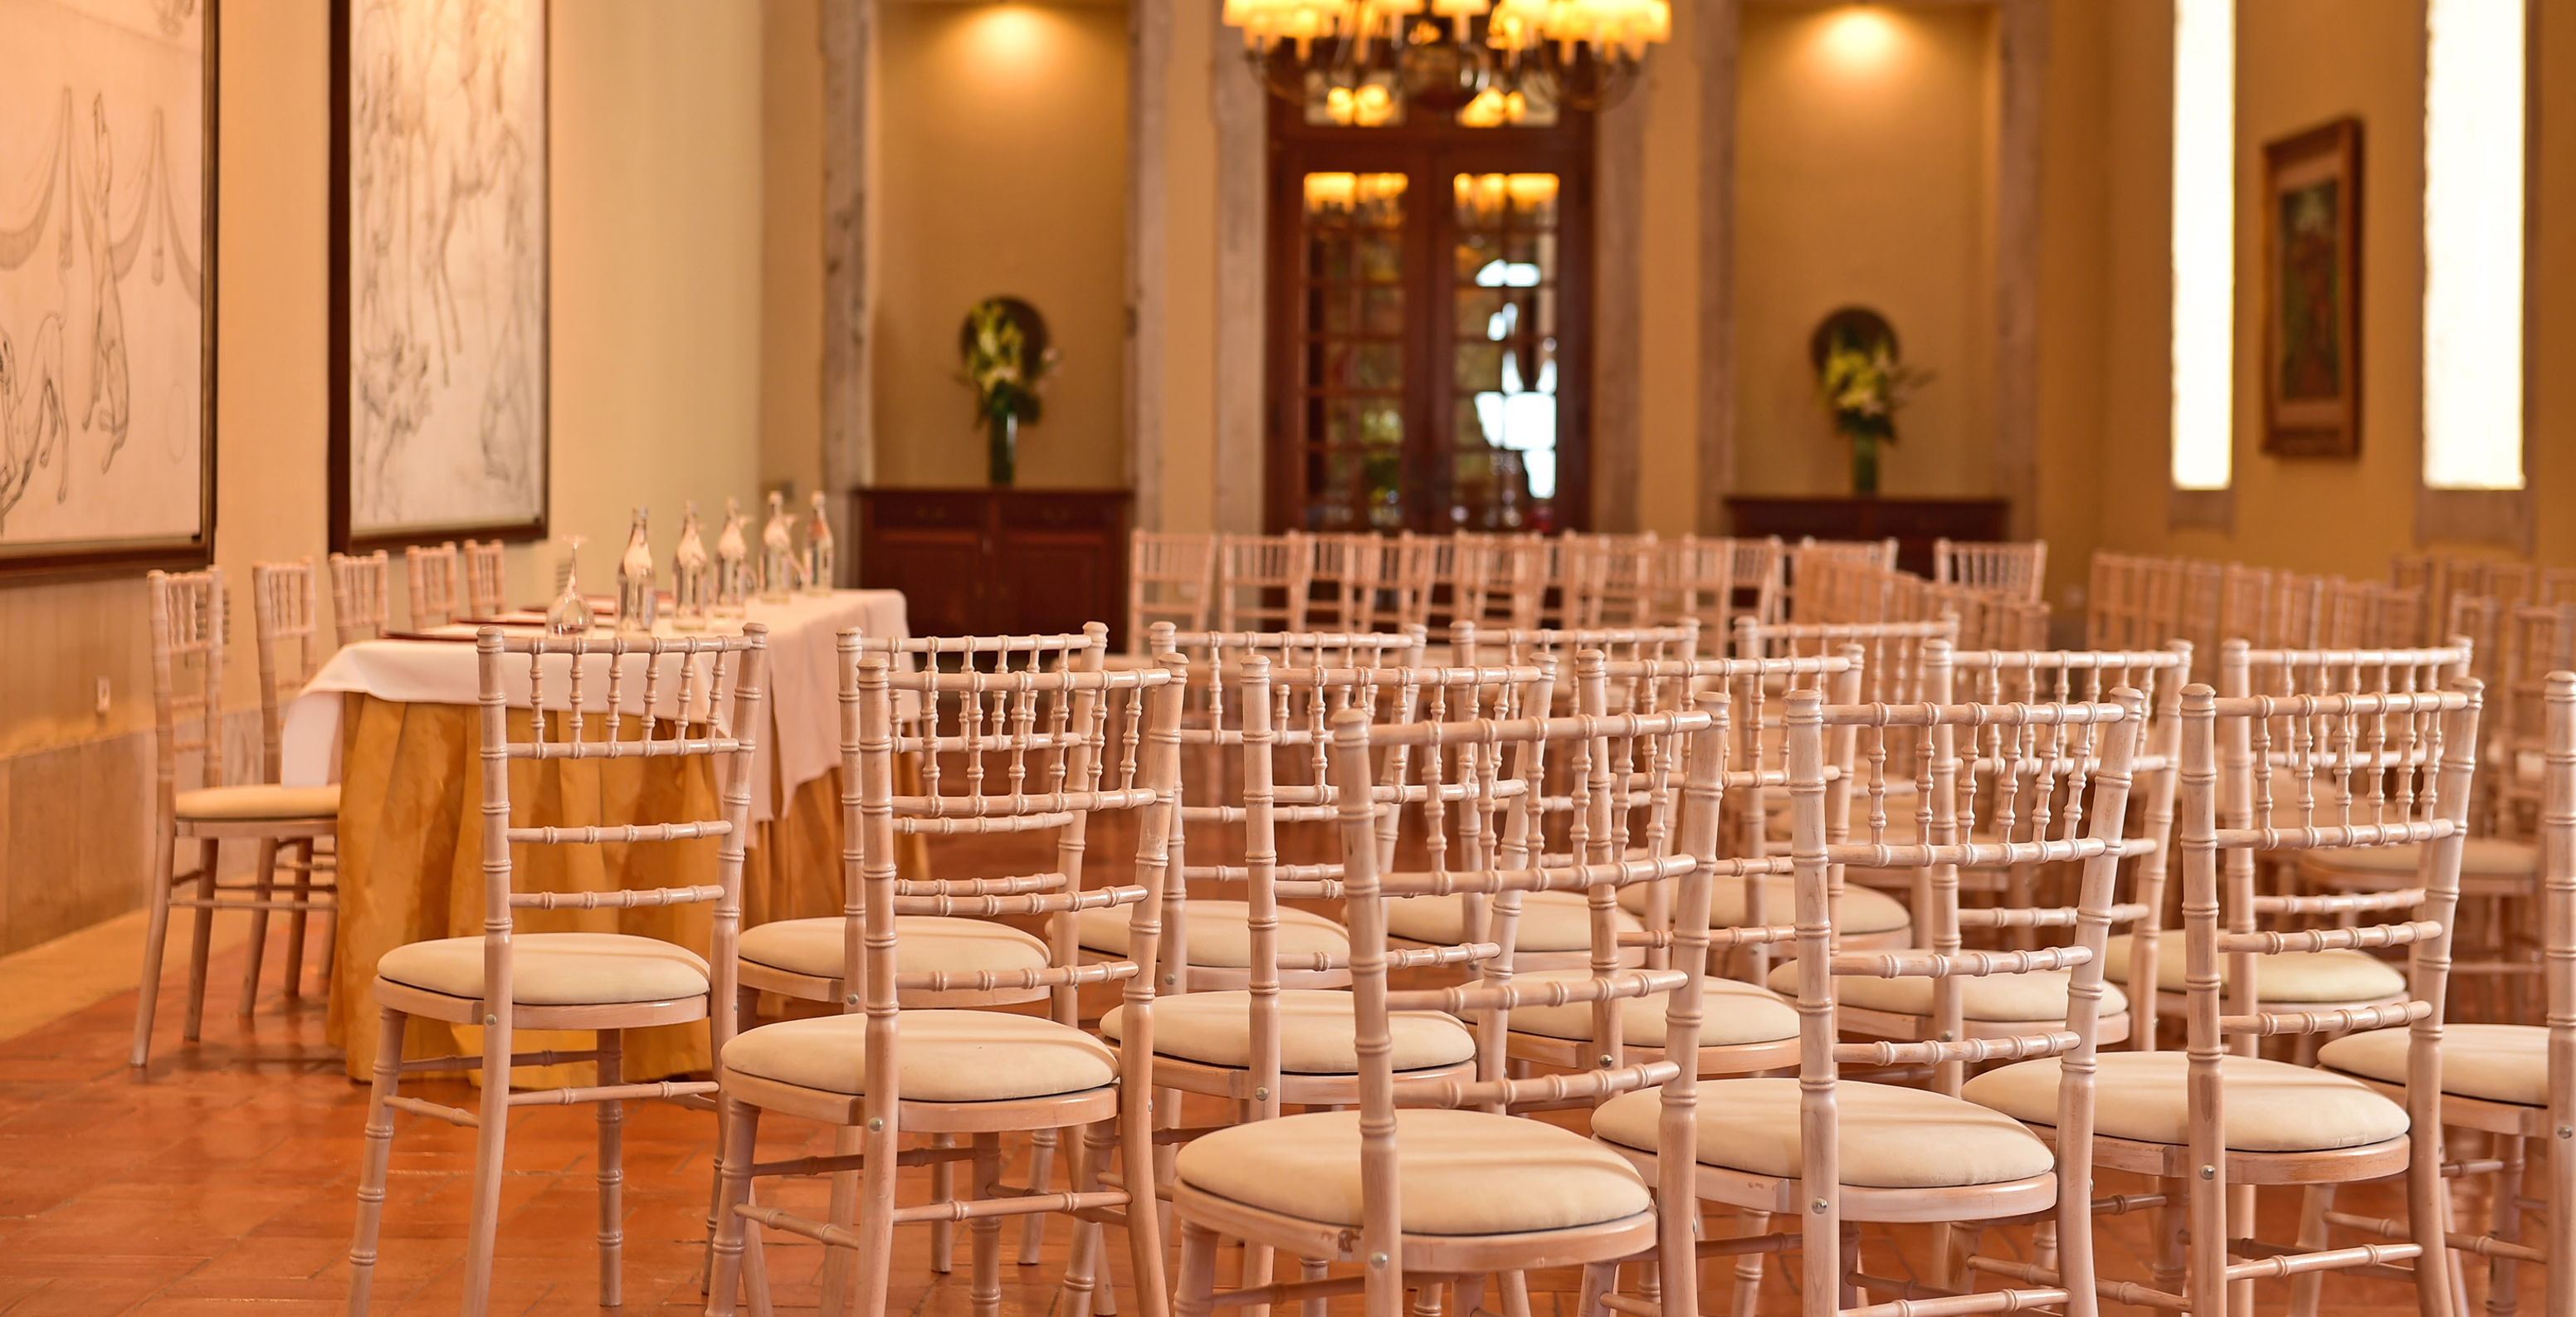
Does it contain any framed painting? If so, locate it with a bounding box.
[0,0,217,581]
[329,0,549,552]
[2261,117,2363,458]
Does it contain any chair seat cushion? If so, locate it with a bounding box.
[738,916,1047,979]
[1961,1051,2410,1152]
[1617,875,1912,938]
[1077,901,1348,968]
[1174,1107,1651,1236]
[1591,1078,2055,1188]
[1098,990,1474,1074]
[175,783,342,822]
[2317,1023,2544,1107]
[378,932,708,1007]
[1384,890,1639,953]
[1763,961,2129,1022]
[2304,838,2535,879]
[2102,934,2405,1002]
[720,1011,1116,1102]
[1510,972,1798,1047]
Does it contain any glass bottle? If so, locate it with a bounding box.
[616,507,656,637]
[715,498,750,617]
[803,491,836,595]
[759,490,797,602]
[547,537,595,637]
[672,501,710,632]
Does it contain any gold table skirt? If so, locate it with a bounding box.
[323,694,925,1083]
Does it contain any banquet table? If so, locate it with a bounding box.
[284,590,918,1081]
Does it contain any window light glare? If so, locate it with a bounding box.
[2422,0,2525,491]
[2169,0,2233,491]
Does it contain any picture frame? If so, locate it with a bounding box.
[2261,116,2364,459]
[329,0,550,553]
[0,0,217,582]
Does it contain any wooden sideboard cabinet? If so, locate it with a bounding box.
[851,488,1133,651]
[1724,496,2010,578]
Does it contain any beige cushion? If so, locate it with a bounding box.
[2102,934,2405,1003]
[1618,875,1912,938]
[1763,960,2129,1023]
[1077,901,1348,968]
[738,916,1047,978]
[2318,1023,2544,1107]
[175,783,341,821]
[720,1010,1116,1101]
[1385,890,1639,953]
[2304,838,2535,879]
[1174,1108,1651,1235]
[1592,1078,2055,1188]
[1510,972,1798,1047]
[378,932,709,1006]
[1098,989,1475,1073]
[1962,1051,2409,1151]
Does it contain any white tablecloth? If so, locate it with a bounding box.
[279,590,908,822]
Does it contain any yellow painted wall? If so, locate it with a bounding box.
[870,1,1130,490]
[1733,3,1999,500]
[761,0,827,505]
[1631,0,1703,536]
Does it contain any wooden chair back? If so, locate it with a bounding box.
[2488,604,2576,836]
[1784,680,2149,1314]
[1384,532,1451,632]
[250,559,324,782]
[1780,536,1895,621]
[1300,532,1376,634]
[1653,535,1783,646]
[1932,537,2047,602]
[406,542,461,629]
[149,568,230,816]
[1320,654,1724,1317]
[1565,533,1659,629]
[2172,655,2481,1317]
[1217,532,1308,633]
[461,539,507,618]
[1128,530,1218,652]
[1453,533,1549,632]
[329,550,391,646]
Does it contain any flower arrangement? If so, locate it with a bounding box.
[1812,312,1931,495]
[957,297,1058,485]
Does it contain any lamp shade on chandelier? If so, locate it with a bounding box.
[1221,0,1672,117]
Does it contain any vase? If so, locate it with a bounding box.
[987,412,1017,486]
[1849,433,1881,497]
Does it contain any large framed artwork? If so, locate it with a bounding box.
[2261,117,2364,459]
[329,0,548,552]
[0,0,217,580]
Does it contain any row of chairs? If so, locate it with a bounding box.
[320,539,507,645]
[2087,553,2427,669]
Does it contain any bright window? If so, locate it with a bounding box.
[2169,0,2234,491]
[2422,0,2526,490]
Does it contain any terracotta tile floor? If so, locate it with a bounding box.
[0,827,2552,1315]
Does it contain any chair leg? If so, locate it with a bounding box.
[2153,1178,2191,1306]
[930,1132,959,1273]
[973,1134,1004,1317]
[1300,1257,1329,1317]
[1730,1209,1770,1317]
[1090,1121,1123,1317]
[130,827,178,1068]
[1573,1263,1615,1317]
[1455,1275,1488,1317]
[182,837,219,1041]
[1173,1222,1220,1317]
[851,1109,901,1317]
[2227,1183,2258,1317]
[237,838,279,1015]
[1499,1269,1532,1317]
[2491,1135,2528,1317]
[597,1028,626,1308]
[2288,1184,2339,1317]
[282,838,315,999]
[460,1017,515,1317]
[1021,1125,1060,1266]
[706,1098,764,1317]
[346,1006,407,1316]
[817,1123,865,1311]
[1061,1119,1105,1317]
[709,984,760,1297]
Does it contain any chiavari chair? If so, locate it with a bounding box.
[2286,669,2575,1317]
[1569,532,1661,630]
[1456,532,1549,633]
[237,559,342,1013]
[1932,538,2048,603]
[131,568,345,1066]
[1167,671,1725,1317]
[1593,680,2148,1317]
[1300,532,1373,634]
[345,625,768,1315]
[405,540,462,628]
[1780,537,1896,622]
[703,649,1180,1317]
[1964,662,2481,1317]
[1219,532,1309,633]
[461,538,507,617]
[1652,535,1783,648]
[329,549,392,645]
[1129,531,1220,653]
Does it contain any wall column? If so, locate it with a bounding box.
[1995,0,2046,539]
[1695,0,1742,534]
[819,0,875,562]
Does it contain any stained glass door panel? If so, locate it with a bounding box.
[1295,173,1408,531]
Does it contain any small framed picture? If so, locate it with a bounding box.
[2261,117,2364,458]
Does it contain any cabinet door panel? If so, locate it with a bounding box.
[863,533,986,637]
[993,532,1115,640]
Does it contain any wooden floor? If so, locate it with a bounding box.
[0,832,2551,1315]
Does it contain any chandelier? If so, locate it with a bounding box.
[1222,0,1672,120]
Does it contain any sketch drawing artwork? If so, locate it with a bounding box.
[0,0,213,573]
[334,0,547,548]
